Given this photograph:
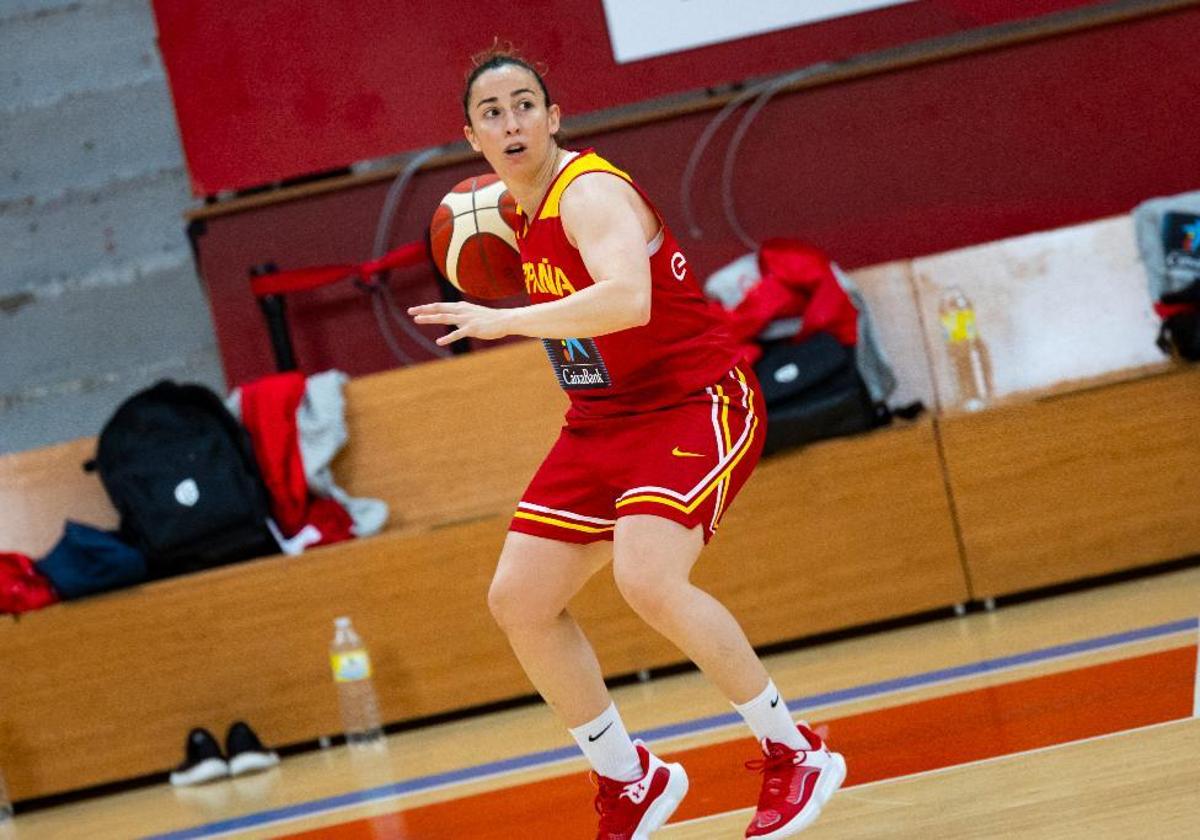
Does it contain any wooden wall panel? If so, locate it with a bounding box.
[0,438,117,559]
[941,366,1200,597]
[337,341,566,532]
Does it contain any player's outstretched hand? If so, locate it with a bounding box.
[408,301,513,346]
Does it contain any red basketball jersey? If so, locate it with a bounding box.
[516,150,738,422]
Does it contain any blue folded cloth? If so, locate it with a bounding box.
[36,521,147,600]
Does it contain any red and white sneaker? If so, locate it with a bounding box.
[744,722,846,838]
[593,740,689,840]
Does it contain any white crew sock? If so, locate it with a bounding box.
[569,702,643,782]
[733,679,809,750]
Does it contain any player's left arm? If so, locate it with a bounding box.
[409,175,652,345]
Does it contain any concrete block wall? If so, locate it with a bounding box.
[0,0,225,454]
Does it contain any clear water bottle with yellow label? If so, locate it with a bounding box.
[938,287,993,412]
[330,616,385,747]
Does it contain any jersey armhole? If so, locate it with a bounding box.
[559,169,664,253]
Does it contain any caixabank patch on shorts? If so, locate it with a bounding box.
[542,337,612,390]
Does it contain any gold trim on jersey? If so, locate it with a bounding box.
[538,153,633,221]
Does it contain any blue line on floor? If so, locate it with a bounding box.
[145,616,1199,839]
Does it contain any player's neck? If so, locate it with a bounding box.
[512,146,570,220]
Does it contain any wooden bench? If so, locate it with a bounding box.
[939,365,1200,597]
[0,338,571,559]
[0,338,967,801]
[901,213,1200,597]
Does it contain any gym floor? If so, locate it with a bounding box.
[8,563,1199,839]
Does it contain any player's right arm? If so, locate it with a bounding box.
[410,175,654,345]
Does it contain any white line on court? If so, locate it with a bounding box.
[666,716,1200,832]
[1194,623,1200,718]
[651,623,1199,749]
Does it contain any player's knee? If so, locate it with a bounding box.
[613,563,676,623]
[488,572,553,631]
[487,575,523,630]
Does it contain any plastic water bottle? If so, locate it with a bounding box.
[938,287,993,411]
[329,616,385,747]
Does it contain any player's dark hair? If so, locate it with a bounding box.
[463,40,553,125]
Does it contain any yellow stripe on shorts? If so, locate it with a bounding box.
[512,511,615,534]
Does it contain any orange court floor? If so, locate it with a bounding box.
[5,562,1199,840]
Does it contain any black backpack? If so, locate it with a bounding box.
[87,381,278,579]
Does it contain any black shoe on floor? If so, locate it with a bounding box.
[170,728,229,787]
[225,721,280,777]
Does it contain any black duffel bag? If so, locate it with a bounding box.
[1157,278,1200,361]
[753,333,881,456]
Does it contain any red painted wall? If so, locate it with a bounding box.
[152,0,1107,196]
[192,8,1200,388]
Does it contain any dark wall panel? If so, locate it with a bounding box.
[152,0,1107,195]
[193,9,1199,388]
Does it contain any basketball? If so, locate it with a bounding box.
[429,173,525,300]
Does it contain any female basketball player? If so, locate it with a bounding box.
[409,46,844,839]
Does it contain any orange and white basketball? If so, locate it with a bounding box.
[429,173,524,300]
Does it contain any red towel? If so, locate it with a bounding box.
[0,552,59,614]
[239,373,354,548]
[724,239,859,365]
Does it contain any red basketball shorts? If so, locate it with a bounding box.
[510,365,766,544]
